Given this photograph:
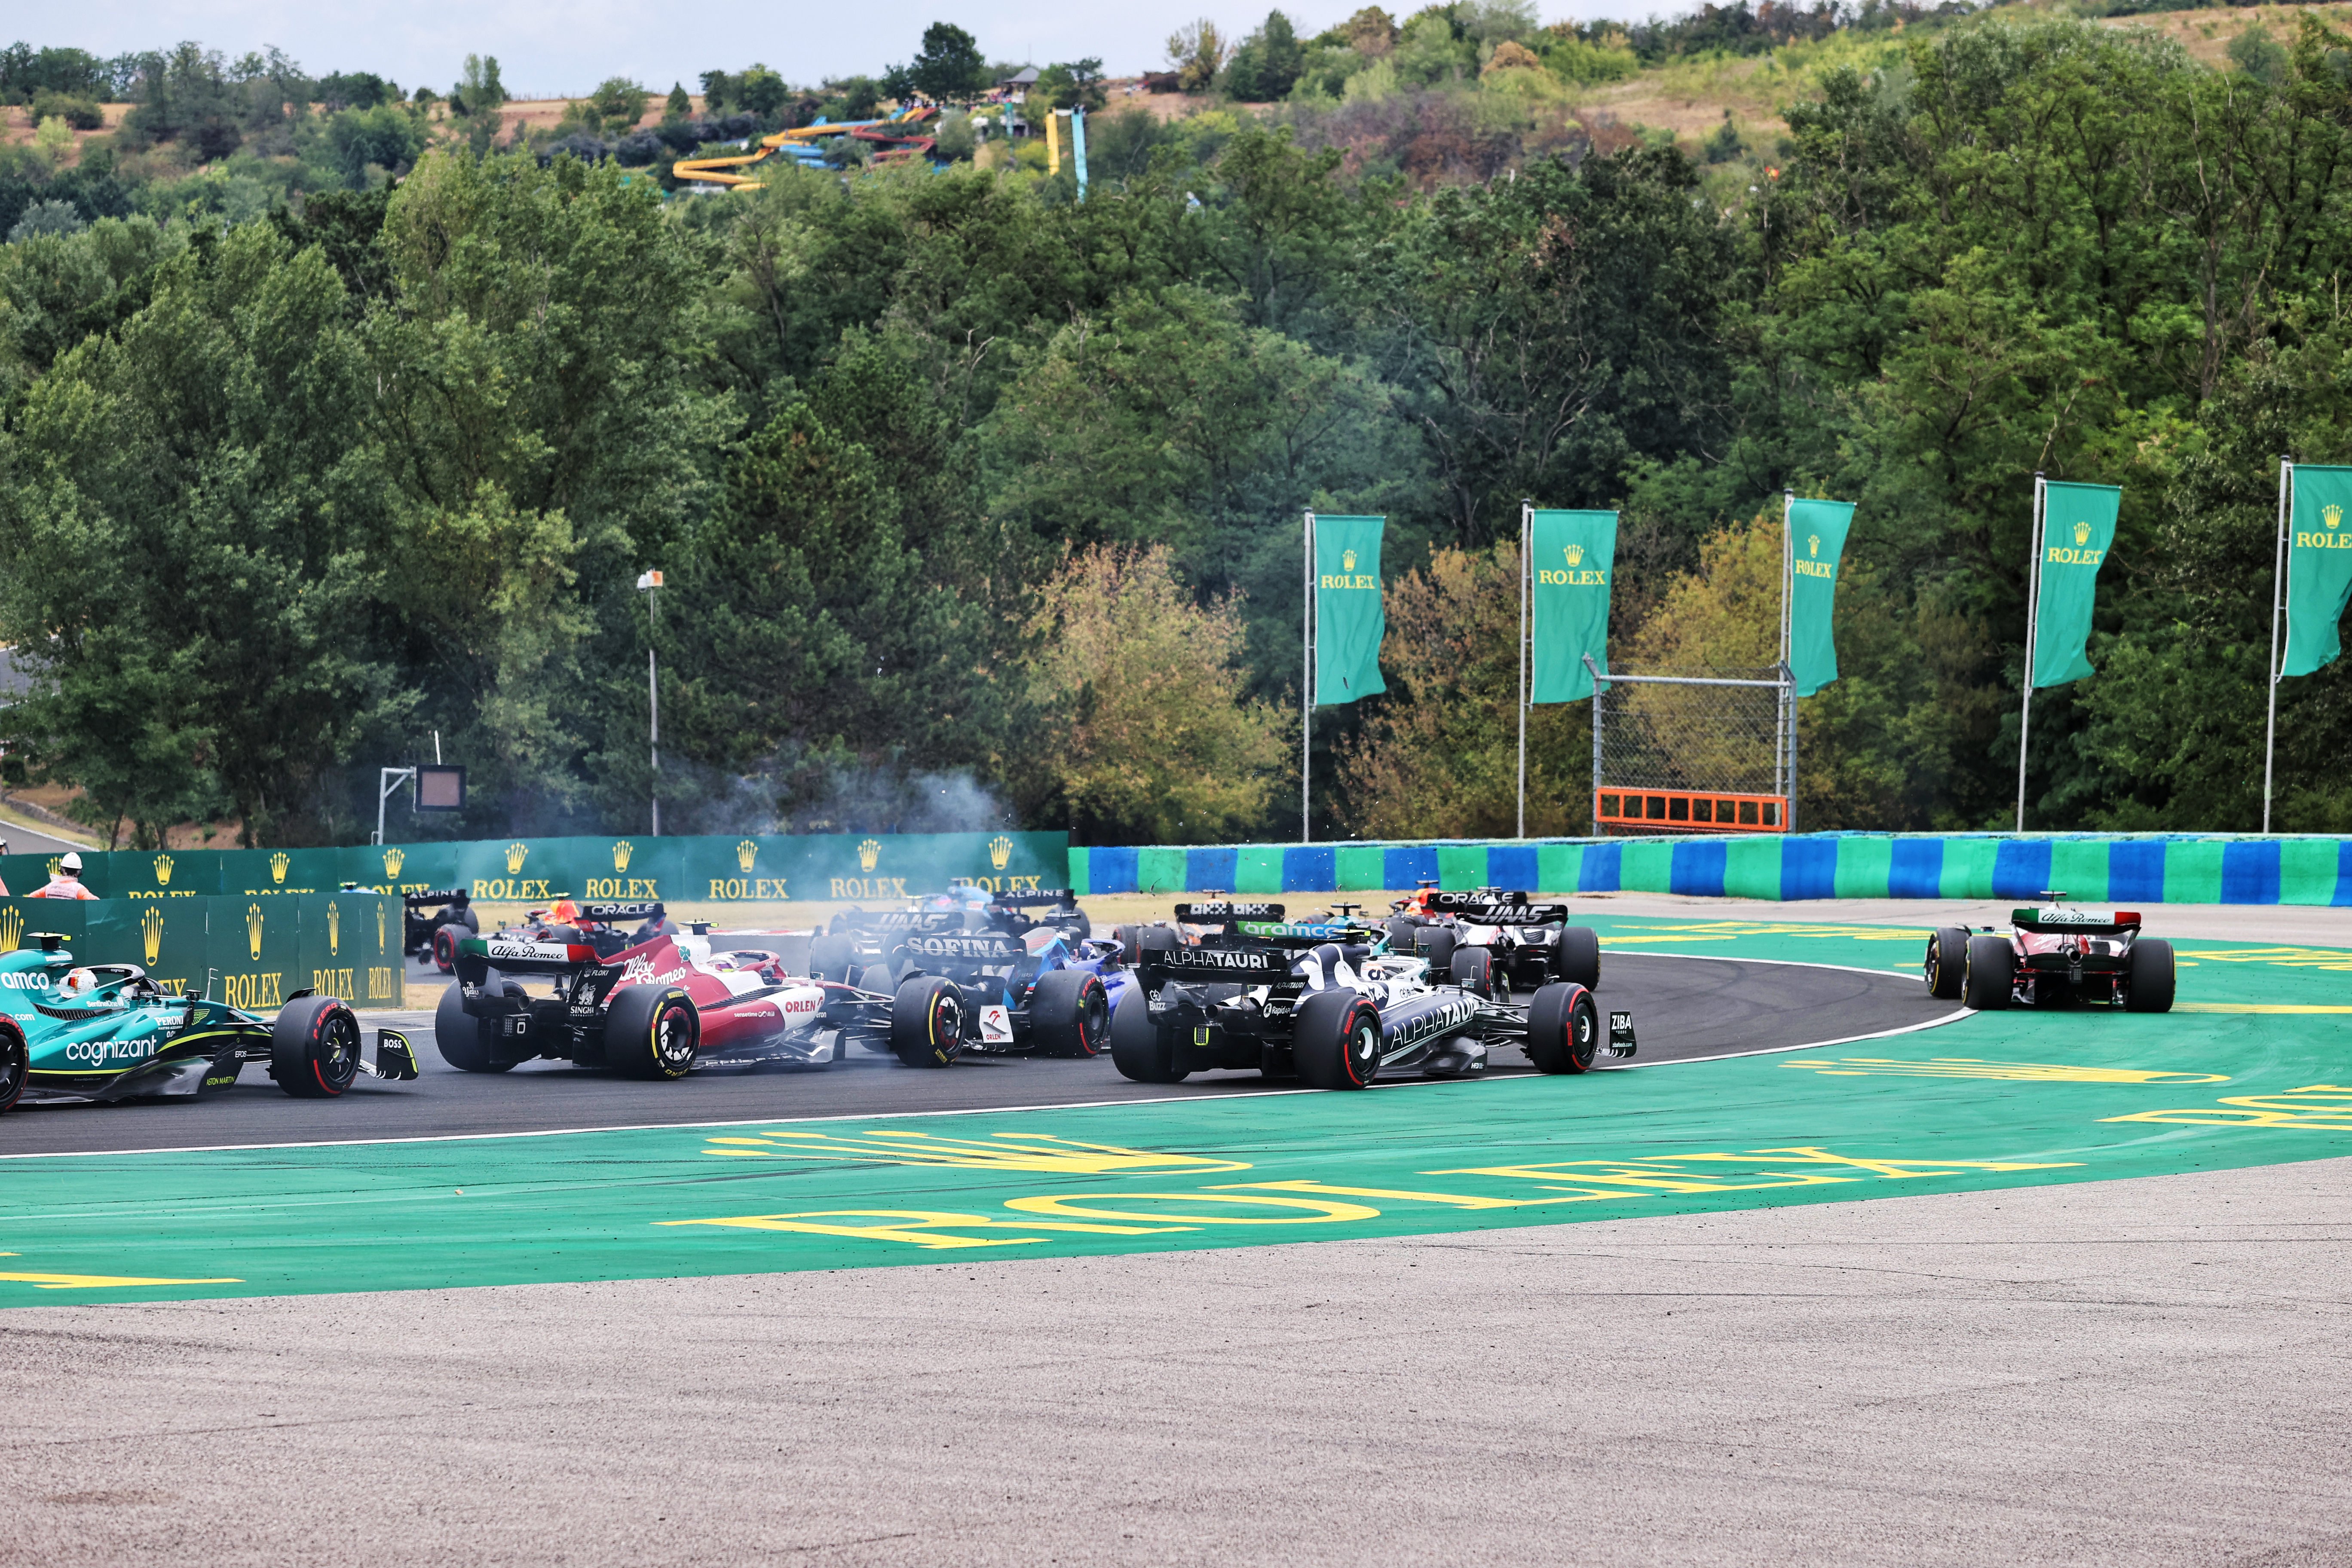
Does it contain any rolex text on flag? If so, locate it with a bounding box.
[1313,515,1386,705]
[2283,465,2352,678]
[1787,498,1855,698]
[1528,510,1617,702]
[2032,481,2121,689]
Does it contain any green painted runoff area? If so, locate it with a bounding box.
[4,917,2348,1305]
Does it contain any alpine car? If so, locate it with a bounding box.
[808,891,1123,1061]
[437,908,828,1078]
[1385,887,1602,995]
[0,932,418,1111]
[1111,914,1635,1090]
[1925,894,2175,1012]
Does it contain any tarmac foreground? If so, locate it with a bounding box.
[9,1152,2352,1567]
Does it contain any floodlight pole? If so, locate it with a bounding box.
[2015,473,2046,833]
[2263,457,2291,834]
[1517,499,1531,839]
[374,767,416,847]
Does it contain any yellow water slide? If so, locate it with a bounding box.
[673,105,937,188]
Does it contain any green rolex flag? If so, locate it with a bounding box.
[1786,498,1855,698]
[1528,509,1617,702]
[2282,465,2352,677]
[1313,514,1386,705]
[2031,481,2121,688]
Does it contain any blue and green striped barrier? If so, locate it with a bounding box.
[1067,834,2352,906]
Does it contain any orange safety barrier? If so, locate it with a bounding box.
[1595,789,1787,834]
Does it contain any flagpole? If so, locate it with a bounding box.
[2016,473,2045,833]
[1302,510,1314,845]
[1780,488,1795,832]
[1517,500,1531,839]
[2263,458,2291,834]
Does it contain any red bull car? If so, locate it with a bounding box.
[1925,895,2175,1012]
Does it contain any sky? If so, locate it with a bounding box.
[25,0,1630,99]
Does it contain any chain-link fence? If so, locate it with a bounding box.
[1589,660,1792,834]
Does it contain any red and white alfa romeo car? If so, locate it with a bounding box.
[1924,894,2175,1013]
[437,905,830,1078]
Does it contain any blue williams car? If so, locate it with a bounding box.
[806,890,1129,1066]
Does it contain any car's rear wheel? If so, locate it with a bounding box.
[890,976,966,1068]
[1383,916,1420,954]
[1926,927,1970,1000]
[273,995,362,1098]
[434,982,521,1072]
[0,1016,26,1111]
[604,985,699,1079]
[1109,984,1188,1083]
[2125,938,2176,1014]
[1525,982,1601,1074]
[1450,945,1498,1000]
[1112,925,1140,966]
[1552,925,1601,990]
[1963,935,2015,1011]
[1415,926,1457,975]
[1030,967,1110,1057]
[1294,988,1381,1090]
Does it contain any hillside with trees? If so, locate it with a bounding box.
[4,4,2352,847]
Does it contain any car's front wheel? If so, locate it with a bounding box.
[1029,967,1110,1057]
[0,1016,26,1111]
[273,995,362,1098]
[1525,982,1600,1074]
[889,976,966,1068]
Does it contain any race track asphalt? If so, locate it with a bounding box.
[0,951,1952,1155]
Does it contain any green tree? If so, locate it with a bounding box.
[910,23,986,103]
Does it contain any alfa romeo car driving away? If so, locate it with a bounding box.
[0,931,418,1111]
[1925,894,2175,1012]
[1112,912,1634,1089]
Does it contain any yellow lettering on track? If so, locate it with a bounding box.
[659,1209,1192,1249]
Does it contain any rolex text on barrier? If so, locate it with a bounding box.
[0,833,1069,912]
[0,894,403,1009]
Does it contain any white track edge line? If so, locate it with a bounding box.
[0,951,1963,1161]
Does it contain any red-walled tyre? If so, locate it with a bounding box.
[272,995,362,1098]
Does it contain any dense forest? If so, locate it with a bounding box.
[3,3,2352,848]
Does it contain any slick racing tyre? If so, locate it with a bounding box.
[1294,988,1382,1090]
[1112,925,1141,966]
[1109,985,1189,1084]
[808,934,858,984]
[1963,934,2015,1011]
[434,981,522,1073]
[890,976,966,1068]
[2125,938,2176,1014]
[1414,926,1457,975]
[0,1016,25,1112]
[1383,916,1420,954]
[1525,982,1601,1074]
[1925,927,1970,1000]
[1136,926,1179,959]
[433,923,467,974]
[1553,925,1601,990]
[272,995,363,1098]
[1030,968,1110,1057]
[604,985,699,1080]
[1450,945,1498,1000]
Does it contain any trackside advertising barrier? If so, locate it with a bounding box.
[0,893,402,1010]
[0,831,1069,909]
[1068,833,2352,907]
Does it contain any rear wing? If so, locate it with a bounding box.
[1456,901,1569,926]
[896,931,1028,966]
[1145,944,1295,982]
[830,908,965,937]
[454,934,600,981]
[2013,907,2141,934]
[577,902,661,923]
[403,888,464,907]
[1175,900,1284,921]
[987,888,1078,910]
[1423,888,1521,912]
[1232,919,1363,947]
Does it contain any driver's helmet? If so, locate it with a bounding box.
[58,968,99,1000]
